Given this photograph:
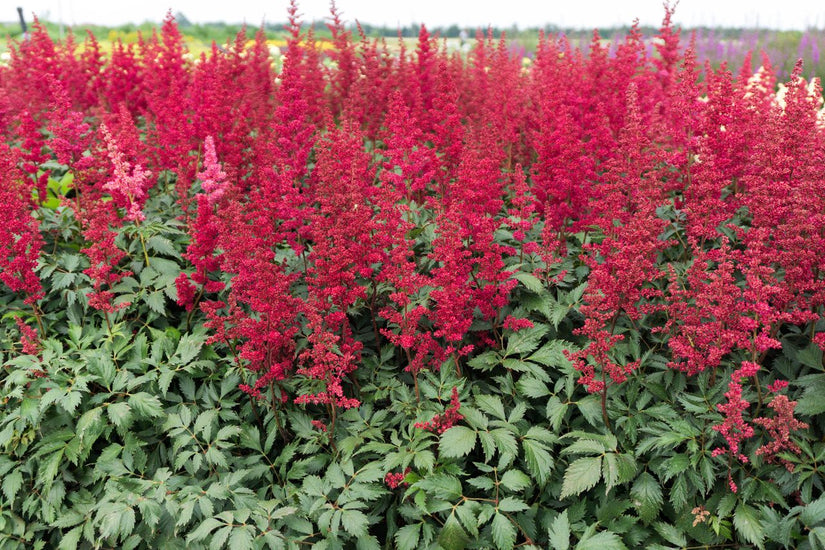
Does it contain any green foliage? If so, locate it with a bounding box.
[2,99,824,550]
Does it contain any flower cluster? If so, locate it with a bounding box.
[415,387,464,434]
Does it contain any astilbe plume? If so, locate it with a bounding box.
[177,135,228,311]
[100,123,151,223]
[294,122,381,409]
[415,387,464,434]
[569,86,670,394]
[14,317,41,357]
[712,361,761,495]
[14,111,50,206]
[754,380,809,472]
[0,144,44,305]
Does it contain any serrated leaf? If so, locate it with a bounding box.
[631,472,663,523]
[107,402,133,429]
[439,513,469,550]
[517,376,550,398]
[476,394,506,420]
[513,272,546,294]
[173,332,205,365]
[734,503,764,549]
[342,509,369,538]
[653,522,686,546]
[228,526,254,550]
[548,510,571,550]
[210,525,232,550]
[574,530,627,550]
[500,470,531,492]
[144,291,166,315]
[603,453,637,495]
[58,526,82,550]
[560,456,602,499]
[395,524,420,550]
[129,392,163,418]
[801,496,825,526]
[491,512,517,550]
[38,449,63,487]
[2,469,23,503]
[498,497,529,513]
[61,391,83,414]
[523,439,554,485]
[439,426,476,458]
[455,502,479,537]
[505,324,549,356]
[146,235,179,257]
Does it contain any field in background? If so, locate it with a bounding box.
[3,17,825,80]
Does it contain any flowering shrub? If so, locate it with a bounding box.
[1,4,824,549]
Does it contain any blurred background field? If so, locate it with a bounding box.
[2,10,825,82]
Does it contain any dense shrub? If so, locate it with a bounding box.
[1,3,824,549]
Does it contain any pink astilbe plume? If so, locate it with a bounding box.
[101,123,151,223]
[754,381,809,472]
[197,135,228,205]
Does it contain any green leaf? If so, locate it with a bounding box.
[439,426,476,458]
[439,513,469,550]
[476,394,507,420]
[574,530,627,550]
[395,524,421,550]
[523,439,554,485]
[631,472,663,524]
[228,526,254,550]
[548,511,571,550]
[500,470,531,492]
[2,469,23,503]
[602,453,637,494]
[653,522,686,547]
[498,497,529,513]
[505,324,549,356]
[57,526,82,550]
[513,272,545,294]
[144,291,166,315]
[146,235,179,258]
[801,496,825,526]
[38,449,63,487]
[734,503,764,549]
[560,456,602,499]
[188,518,223,543]
[491,512,517,550]
[107,402,133,429]
[342,509,369,538]
[129,392,164,418]
[173,332,205,365]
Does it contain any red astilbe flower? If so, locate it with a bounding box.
[385,468,412,489]
[177,137,229,310]
[415,387,464,434]
[569,85,671,393]
[80,203,132,313]
[712,361,761,466]
[0,144,44,305]
[46,76,92,168]
[754,382,809,472]
[14,110,51,206]
[14,317,41,356]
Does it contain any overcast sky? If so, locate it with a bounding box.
[11,0,825,30]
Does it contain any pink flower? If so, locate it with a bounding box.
[101,123,151,223]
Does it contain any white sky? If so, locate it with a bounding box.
[11,0,825,30]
